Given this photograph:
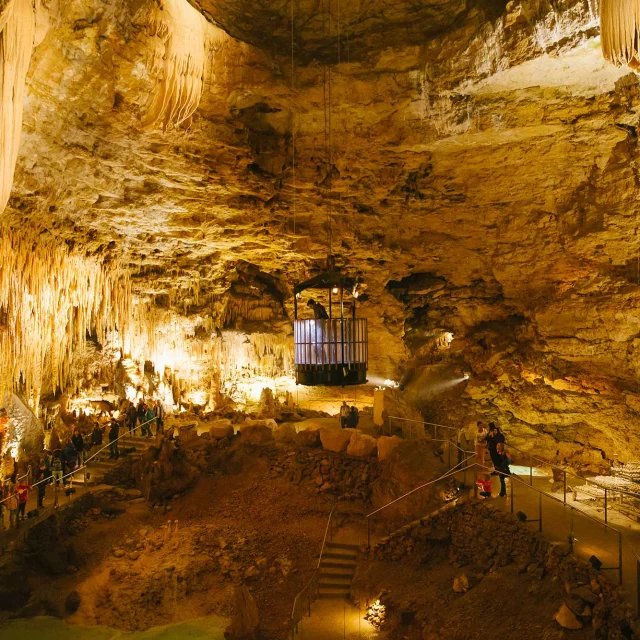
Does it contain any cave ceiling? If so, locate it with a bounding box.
[5,0,640,462]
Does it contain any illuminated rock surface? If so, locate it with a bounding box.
[1,0,640,466]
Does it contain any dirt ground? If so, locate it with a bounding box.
[11,445,341,639]
[360,554,596,640]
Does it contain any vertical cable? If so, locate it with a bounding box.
[291,0,296,235]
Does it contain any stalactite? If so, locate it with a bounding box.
[0,0,36,213]
[601,0,640,69]
[139,0,220,130]
[0,227,131,409]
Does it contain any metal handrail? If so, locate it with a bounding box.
[0,416,158,508]
[366,454,475,519]
[388,416,640,507]
[290,502,338,636]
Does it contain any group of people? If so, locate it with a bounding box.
[339,401,360,429]
[472,421,512,498]
[125,399,164,438]
[0,474,34,530]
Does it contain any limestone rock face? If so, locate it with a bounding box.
[346,433,378,458]
[4,0,640,467]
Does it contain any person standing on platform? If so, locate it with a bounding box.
[154,399,165,435]
[486,423,505,474]
[91,422,103,457]
[346,406,359,429]
[144,405,155,438]
[72,428,86,466]
[137,400,146,431]
[494,442,512,498]
[5,478,18,528]
[109,421,120,459]
[339,401,350,429]
[127,403,137,434]
[16,480,32,521]
[474,422,488,466]
[51,450,63,486]
[36,465,48,509]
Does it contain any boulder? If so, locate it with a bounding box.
[243,417,278,430]
[377,435,402,461]
[453,574,469,593]
[347,433,377,457]
[554,603,583,630]
[225,585,260,640]
[320,427,354,452]
[238,424,274,445]
[179,424,198,442]
[295,429,320,447]
[210,419,234,439]
[274,423,297,443]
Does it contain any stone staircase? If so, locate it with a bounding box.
[318,542,359,600]
[74,434,155,486]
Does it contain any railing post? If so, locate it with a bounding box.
[605,488,608,524]
[619,531,623,585]
[367,517,370,549]
[529,455,533,486]
[463,453,468,487]
[563,471,567,505]
[448,442,451,470]
[433,424,437,439]
[510,475,514,514]
[538,492,542,533]
[637,559,640,614]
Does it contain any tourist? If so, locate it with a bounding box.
[307,298,329,320]
[154,399,165,435]
[16,479,32,521]
[485,423,505,474]
[143,405,155,438]
[346,406,359,429]
[36,465,47,509]
[72,427,86,466]
[474,421,488,466]
[51,450,63,486]
[339,401,350,429]
[5,478,18,528]
[91,422,103,456]
[494,442,512,498]
[109,420,120,459]
[137,399,147,428]
[476,473,492,498]
[127,403,137,434]
[62,440,78,482]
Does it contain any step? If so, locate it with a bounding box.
[325,542,359,552]
[318,581,352,589]
[319,570,356,579]
[319,560,357,570]
[322,552,358,561]
[318,590,349,600]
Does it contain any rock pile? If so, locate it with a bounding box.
[267,448,381,501]
[374,501,640,638]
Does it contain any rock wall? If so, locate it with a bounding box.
[373,500,640,638]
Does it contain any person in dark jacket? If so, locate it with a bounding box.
[494,442,511,497]
[36,465,48,509]
[62,441,78,482]
[137,400,146,430]
[72,428,85,466]
[127,403,138,434]
[485,423,505,474]
[307,298,329,319]
[108,421,120,459]
[346,406,359,429]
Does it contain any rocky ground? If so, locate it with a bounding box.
[0,440,347,639]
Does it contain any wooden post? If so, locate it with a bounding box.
[605,488,608,524]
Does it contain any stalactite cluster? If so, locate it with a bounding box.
[0,227,131,409]
[0,0,36,213]
[139,0,220,130]
[600,0,640,69]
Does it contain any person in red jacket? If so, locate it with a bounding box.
[16,481,32,521]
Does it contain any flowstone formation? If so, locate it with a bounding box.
[2,0,640,468]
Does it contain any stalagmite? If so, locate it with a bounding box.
[0,0,36,213]
[138,0,218,130]
[600,0,640,69]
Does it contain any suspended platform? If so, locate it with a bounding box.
[293,269,368,387]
